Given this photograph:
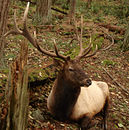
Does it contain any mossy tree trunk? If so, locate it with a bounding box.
[0,0,10,67]
[122,23,129,51]
[4,40,29,130]
[69,0,76,20]
[36,0,52,24]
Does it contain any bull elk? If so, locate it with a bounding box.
[4,2,110,130]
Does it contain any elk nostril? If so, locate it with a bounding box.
[86,79,92,86]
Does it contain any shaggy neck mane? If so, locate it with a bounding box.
[52,71,81,120]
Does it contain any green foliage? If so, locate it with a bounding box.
[62,34,104,59]
[52,0,69,10]
[76,1,89,14]
[0,69,8,89]
[91,34,104,50]
[62,3,69,10]
[90,2,102,14]
[6,53,16,59]
[102,59,117,66]
[114,124,118,128]
[13,35,24,41]
[76,0,129,23]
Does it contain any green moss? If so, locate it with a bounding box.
[28,66,56,82]
[91,34,104,49]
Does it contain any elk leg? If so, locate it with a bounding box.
[102,98,109,130]
[79,116,93,130]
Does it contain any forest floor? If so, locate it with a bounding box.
[0,1,129,130]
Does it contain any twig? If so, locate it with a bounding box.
[102,67,129,95]
[51,7,68,15]
[69,38,77,45]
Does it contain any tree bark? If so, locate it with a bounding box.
[69,0,76,20]
[122,23,129,51]
[87,0,92,8]
[36,0,52,24]
[5,40,29,130]
[0,0,10,67]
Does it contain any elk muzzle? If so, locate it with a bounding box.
[80,78,92,87]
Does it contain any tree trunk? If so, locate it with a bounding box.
[36,0,51,24]
[4,40,29,130]
[122,23,129,51]
[87,0,92,8]
[69,0,76,20]
[0,0,10,67]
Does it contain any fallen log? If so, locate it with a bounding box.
[97,23,125,35]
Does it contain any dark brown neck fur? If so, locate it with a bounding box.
[51,71,81,121]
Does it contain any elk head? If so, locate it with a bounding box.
[54,57,92,87]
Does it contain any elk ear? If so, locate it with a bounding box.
[53,58,64,70]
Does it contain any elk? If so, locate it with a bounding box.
[4,2,110,130]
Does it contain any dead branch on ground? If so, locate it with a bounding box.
[97,23,125,35]
[102,67,129,95]
[51,7,68,15]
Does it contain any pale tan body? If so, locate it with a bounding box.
[70,81,109,120]
[47,84,56,112]
[47,81,109,121]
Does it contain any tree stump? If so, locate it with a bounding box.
[5,40,29,130]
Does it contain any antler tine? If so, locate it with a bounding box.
[4,10,22,37]
[74,15,84,57]
[79,15,84,55]
[53,39,68,61]
[74,19,80,42]
[101,32,114,51]
[21,2,68,59]
[23,2,30,24]
[14,10,22,34]
[84,44,98,58]
[74,16,93,60]
[21,2,39,49]
[77,38,98,59]
[74,16,98,60]
[79,43,92,58]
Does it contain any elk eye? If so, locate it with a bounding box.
[69,67,74,71]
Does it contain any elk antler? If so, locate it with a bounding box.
[4,2,68,61]
[74,15,98,60]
